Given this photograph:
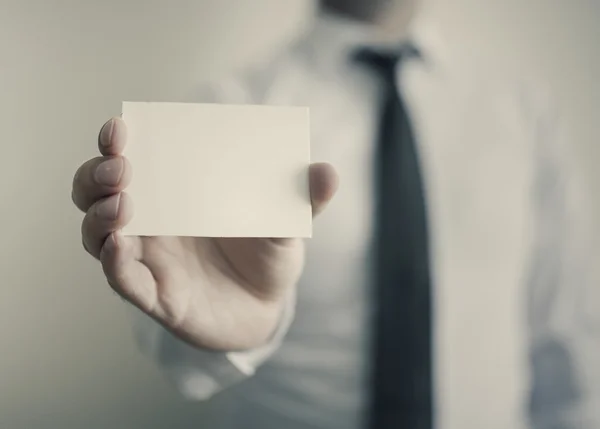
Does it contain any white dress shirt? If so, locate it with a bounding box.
[131,11,598,429]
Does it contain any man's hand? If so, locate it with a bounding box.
[72,117,338,351]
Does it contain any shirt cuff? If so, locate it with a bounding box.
[130,287,296,400]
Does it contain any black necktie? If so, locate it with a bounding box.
[355,47,434,429]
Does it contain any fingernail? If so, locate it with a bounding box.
[94,158,124,186]
[96,194,121,220]
[101,232,117,258]
[100,119,115,147]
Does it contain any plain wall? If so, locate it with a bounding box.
[0,1,598,428]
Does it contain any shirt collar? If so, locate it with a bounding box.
[305,9,447,71]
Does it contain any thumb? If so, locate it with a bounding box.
[266,162,337,246]
[309,162,339,218]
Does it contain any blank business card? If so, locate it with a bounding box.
[121,102,311,238]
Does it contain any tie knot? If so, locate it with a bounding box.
[352,44,420,81]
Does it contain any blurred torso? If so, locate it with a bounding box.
[213,12,539,429]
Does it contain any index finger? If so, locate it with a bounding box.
[98,117,127,156]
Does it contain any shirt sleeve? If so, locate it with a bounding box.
[130,286,296,400]
[524,88,598,429]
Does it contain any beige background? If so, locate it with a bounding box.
[0,0,597,428]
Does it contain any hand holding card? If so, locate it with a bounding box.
[71,107,338,351]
